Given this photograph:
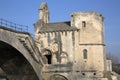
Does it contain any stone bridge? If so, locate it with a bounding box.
[0,19,44,80]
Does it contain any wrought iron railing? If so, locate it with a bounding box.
[0,18,28,32]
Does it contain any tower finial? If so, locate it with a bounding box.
[38,2,49,23]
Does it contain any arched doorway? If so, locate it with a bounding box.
[43,49,52,64]
[49,74,68,80]
[0,41,39,80]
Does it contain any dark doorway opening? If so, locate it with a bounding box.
[45,55,52,64]
[43,49,52,64]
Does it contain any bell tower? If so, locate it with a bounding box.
[38,2,49,23]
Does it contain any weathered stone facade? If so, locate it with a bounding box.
[34,2,110,80]
[0,2,119,80]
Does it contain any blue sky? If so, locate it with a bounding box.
[0,0,120,61]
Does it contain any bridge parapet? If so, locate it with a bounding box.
[0,18,28,32]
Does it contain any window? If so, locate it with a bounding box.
[82,73,85,76]
[83,49,87,59]
[93,73,96,75]
[82,21,86,27]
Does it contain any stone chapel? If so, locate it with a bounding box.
[34,2,115,80]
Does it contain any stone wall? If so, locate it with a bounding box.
[71,12,106,72]
[37,30,78,64]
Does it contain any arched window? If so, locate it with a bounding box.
[60,52,68,64]
[82,21,86,27]
[83,49,87,59]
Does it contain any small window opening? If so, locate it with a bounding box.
[82,73,85,76]
[83,49,87,59]
[93,73,96,75]
[71,15,73,17]
[82,21,86,27]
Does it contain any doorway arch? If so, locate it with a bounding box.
[49,74,68,80]
[43,49,52,64]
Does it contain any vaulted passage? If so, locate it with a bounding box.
[0,41,39,80]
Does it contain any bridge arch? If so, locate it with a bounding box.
[0,41,39,80]
[0,27,42,80]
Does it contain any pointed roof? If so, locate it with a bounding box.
[39,2,48,10]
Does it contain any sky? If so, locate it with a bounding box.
[0,0,120,62]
